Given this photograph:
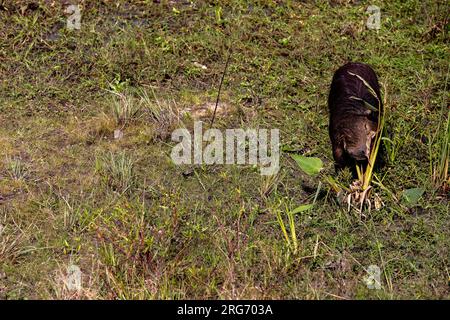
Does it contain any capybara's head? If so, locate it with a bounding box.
[341,117,377,161]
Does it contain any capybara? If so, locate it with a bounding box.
[328,62,383,172]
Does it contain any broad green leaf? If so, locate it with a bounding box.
[290,204,313,214]
[402,188,425,206]
[291,155,323,176]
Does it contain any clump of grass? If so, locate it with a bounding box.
[433,110,449,192]
[271,197,315,256]
[95,152,135,194]
[274,205,298,254]
[260,173,280,199]
[6,156,27,181]
[381,134,401,165]
[0,218,29,263]
[58,194,91,232]
[109,91,143,126]
[271,199,303,255]
[139,89,174,123]
[107,88,180,141]
[139,89,180,141]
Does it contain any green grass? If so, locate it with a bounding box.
[0,0,448,299]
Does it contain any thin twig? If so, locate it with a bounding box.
[210,47,232,128]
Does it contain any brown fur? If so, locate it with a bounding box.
[328,62,382,172]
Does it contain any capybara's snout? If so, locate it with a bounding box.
[347,146,369,161]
